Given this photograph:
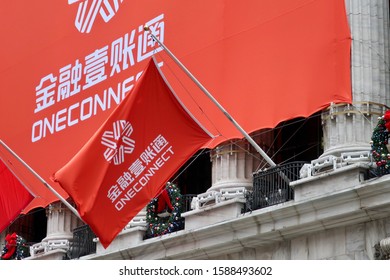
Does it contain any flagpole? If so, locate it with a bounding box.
[0,139,82,220]
[144,26,276,167]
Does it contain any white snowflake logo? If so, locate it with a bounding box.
[101,120,135,165]
[68,0,124,34]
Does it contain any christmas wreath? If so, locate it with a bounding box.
[145,183,184,238]
[371,110,390,176]
[1,232,29,260]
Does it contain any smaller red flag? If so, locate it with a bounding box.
[0,159,34,233]
[52,57,213,248]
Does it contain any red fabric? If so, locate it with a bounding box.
[52,58,212,248]
[384,110,390,131]
[1,233,17,259]
[0,0,352,214]
[157,189,174,213]
[0,160,34,233]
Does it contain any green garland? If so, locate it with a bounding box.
[145,183,184,238]
[1,233,29,260]
[371,115,390,176]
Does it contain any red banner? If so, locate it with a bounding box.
[0,160,34,233]
[0,0,351,214]
[52,58,212,248]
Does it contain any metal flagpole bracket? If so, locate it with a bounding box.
[144,25,276,167]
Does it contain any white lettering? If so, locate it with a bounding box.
[93,91,107,115]
[68,103,79,126]
[107,85,121,108]
[139,176,148,186]
[115,201,124,211]
[133,183,142,192]
[31,120,43,142]
[111,146,175,211]
[43,115,55,137]
[80,97,93,121]
[31,77,135,142]
[161,146,174,161]
[121,76,134,98]
[55,108,67,132]
[155,158,164,168]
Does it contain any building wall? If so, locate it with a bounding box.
[25,0,390,261]
[213,218,390,260]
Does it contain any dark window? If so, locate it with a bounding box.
[7,208,47,244]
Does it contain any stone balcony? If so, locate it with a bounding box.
[80,160,390,260]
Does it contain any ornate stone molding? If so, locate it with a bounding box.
[321,102,389,157]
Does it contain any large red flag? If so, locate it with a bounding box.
[52,57,213,248]
[0,159,34,233]
[0,0,351,213]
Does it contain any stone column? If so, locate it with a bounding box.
[43,201,80,242]
[208,132,273,192]
[209,142,254,192]
[322,0,390,157]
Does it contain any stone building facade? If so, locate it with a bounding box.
[1,0,389,260]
